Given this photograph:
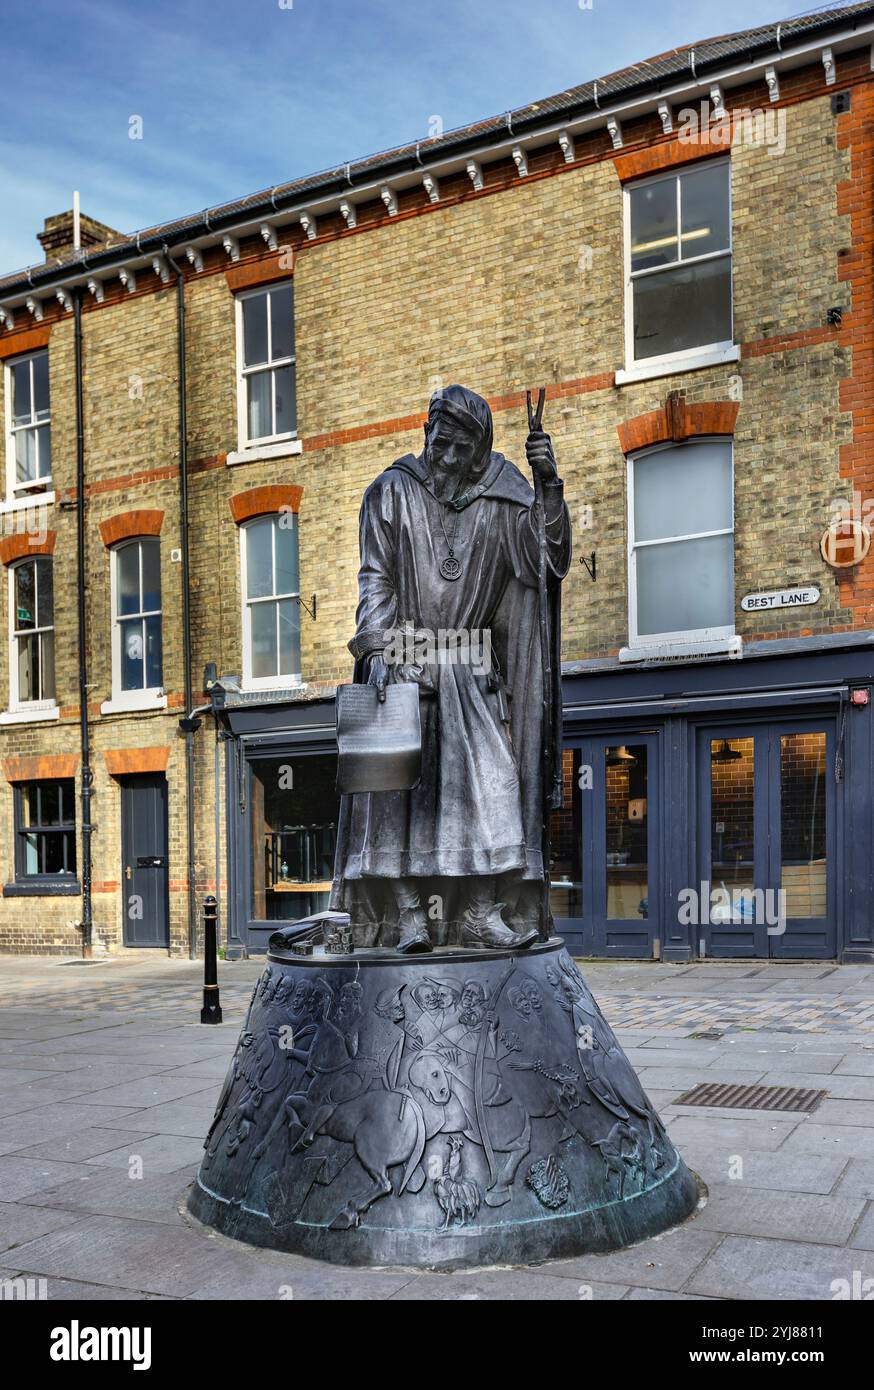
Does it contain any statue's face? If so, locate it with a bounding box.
[425,414,477,477]
[419,986,439,1011]
[461,983,484,1011]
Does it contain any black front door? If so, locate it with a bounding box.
[696,721,837,959]
[121,774,170,948]
[551,735,659,958]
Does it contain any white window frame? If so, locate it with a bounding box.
[4,348,52,498]
[103,537,166,713]
[622,157,734,377]
[240,514,302,691]
[6,555,57,715]
[626,437,735,651]
[234,282,296,453]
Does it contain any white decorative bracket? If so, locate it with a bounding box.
[151,255,170,284]
[657,101,673,134]
[25,296,43,322]
[339,199,357,228]
[765,66,779,103]
[511,145,528,178]
[87,278,104,303]
[222,235,240,261]
[260,223,278,252]
[466,160,483,191]
[422,172,440,203]
[0,306,14,331]
[119,267,136,294]
[380,186,398,216]
[55,289,73,313]
[558,129,575,163]
[299,212,317,241]
[822,47,835,86]
[606,116,623,150]
[710,84,726,122]
[185,246,203,273]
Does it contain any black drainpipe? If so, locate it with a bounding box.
[73,290,93,956]
[163,247,196,959]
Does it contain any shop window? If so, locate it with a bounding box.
[236,282,296,448]
[628,438,734,646]
[241,513,301,688]
[9,556,55,707]
[5,348,52,496]
[249,753,339,921]
[14,779,76,881]
[625,159,732,368]
[111,537,163,701]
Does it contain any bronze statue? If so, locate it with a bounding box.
[330,385,571,953]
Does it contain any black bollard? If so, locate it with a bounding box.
[200,895,223,1024]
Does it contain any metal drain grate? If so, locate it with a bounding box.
[674,1082,828,1113]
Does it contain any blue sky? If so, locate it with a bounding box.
[1,0,796,272]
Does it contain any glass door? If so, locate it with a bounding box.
[697,721,836,959]
[551,735,659,957]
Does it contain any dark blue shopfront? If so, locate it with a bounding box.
[220,634,874,963]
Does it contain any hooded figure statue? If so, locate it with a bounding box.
[330,385,571,952]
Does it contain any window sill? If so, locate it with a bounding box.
[3,879,81,898]
[619,634,741,664]
[0,489,56,515]
[227,439,302,466]
[100,692,168,715]
[615,345,740,386]
[0,703,60,725]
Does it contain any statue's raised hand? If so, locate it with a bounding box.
[525,429,557,482]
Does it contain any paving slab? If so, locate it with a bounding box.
[117,1097,223,1138]
[688,1235,874,1300]
[85,1134,208,1174]
[676,1146,847,1195]
[693,1183,865,1244]
[0,1156,103,1202]
[9,1212,242,1298]
[0,1202,85,1254]
[0,1102,139,1156]
[537,1224,723,1292]
[781,1122,874,1160]
[9,1127,153,1163]
[834,1159,874,1200]
[385,1271,628,1300]
[663,1114,802,1151]
[20,1166,195,1225]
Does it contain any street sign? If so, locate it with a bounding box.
[740,586,820,612]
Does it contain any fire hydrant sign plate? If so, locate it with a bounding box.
[740,586,820,612]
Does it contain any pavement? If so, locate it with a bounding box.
[0,952,873,1301]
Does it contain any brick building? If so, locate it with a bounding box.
[1,5,874,961]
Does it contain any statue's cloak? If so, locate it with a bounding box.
[330,389,571,946]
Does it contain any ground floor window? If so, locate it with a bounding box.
[249,753,338,920]
[14,779,76,880]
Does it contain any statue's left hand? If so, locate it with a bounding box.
[526,429,557,482]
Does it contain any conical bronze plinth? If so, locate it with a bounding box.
[189,939,698,1269]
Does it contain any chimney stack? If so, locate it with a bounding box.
[37,209,122,263]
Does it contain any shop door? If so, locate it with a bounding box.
[550,736,659,957]
[121,775,170,948]
[696,722,836,959]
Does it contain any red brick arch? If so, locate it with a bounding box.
[0,530,56,565]
[617,398,739,455]
[229,485,303,524]
[98,509,164,548]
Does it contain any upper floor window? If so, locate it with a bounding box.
[5,349,52,495]
[9,556,55,706]
[236,283,296,448]
[241,513,300,688]
[14,779,76,881]
[628,438,734,647]
[111,538,163,699]
[626,159,732,368]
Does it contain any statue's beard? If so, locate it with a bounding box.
[424,443,477,503]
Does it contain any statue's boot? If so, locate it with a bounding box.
[396,906,432,954]
[461,902,538,951]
